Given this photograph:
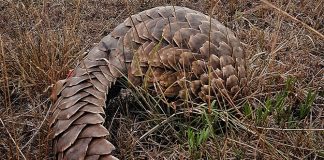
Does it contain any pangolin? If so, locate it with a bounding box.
[49,6,248,160]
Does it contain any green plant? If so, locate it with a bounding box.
[273,78,294,123]
[243,102,252,119]
[186,101,219,158]
[255,98,272,125]
[187,127,211,157]
[299,90,316,119]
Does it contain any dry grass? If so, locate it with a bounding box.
[0,0,323,159]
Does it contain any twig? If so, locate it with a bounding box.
[0,118,27,160]
[137,112,181,141]
[227,138,272,157]
[254,127,324,131]
[261,0,324,39]
[21,98,50,150]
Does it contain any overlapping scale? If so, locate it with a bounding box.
[49,6,247,160]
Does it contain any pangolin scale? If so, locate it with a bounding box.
[49,6,247,159]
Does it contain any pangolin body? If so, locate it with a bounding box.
[49,6,247,159]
